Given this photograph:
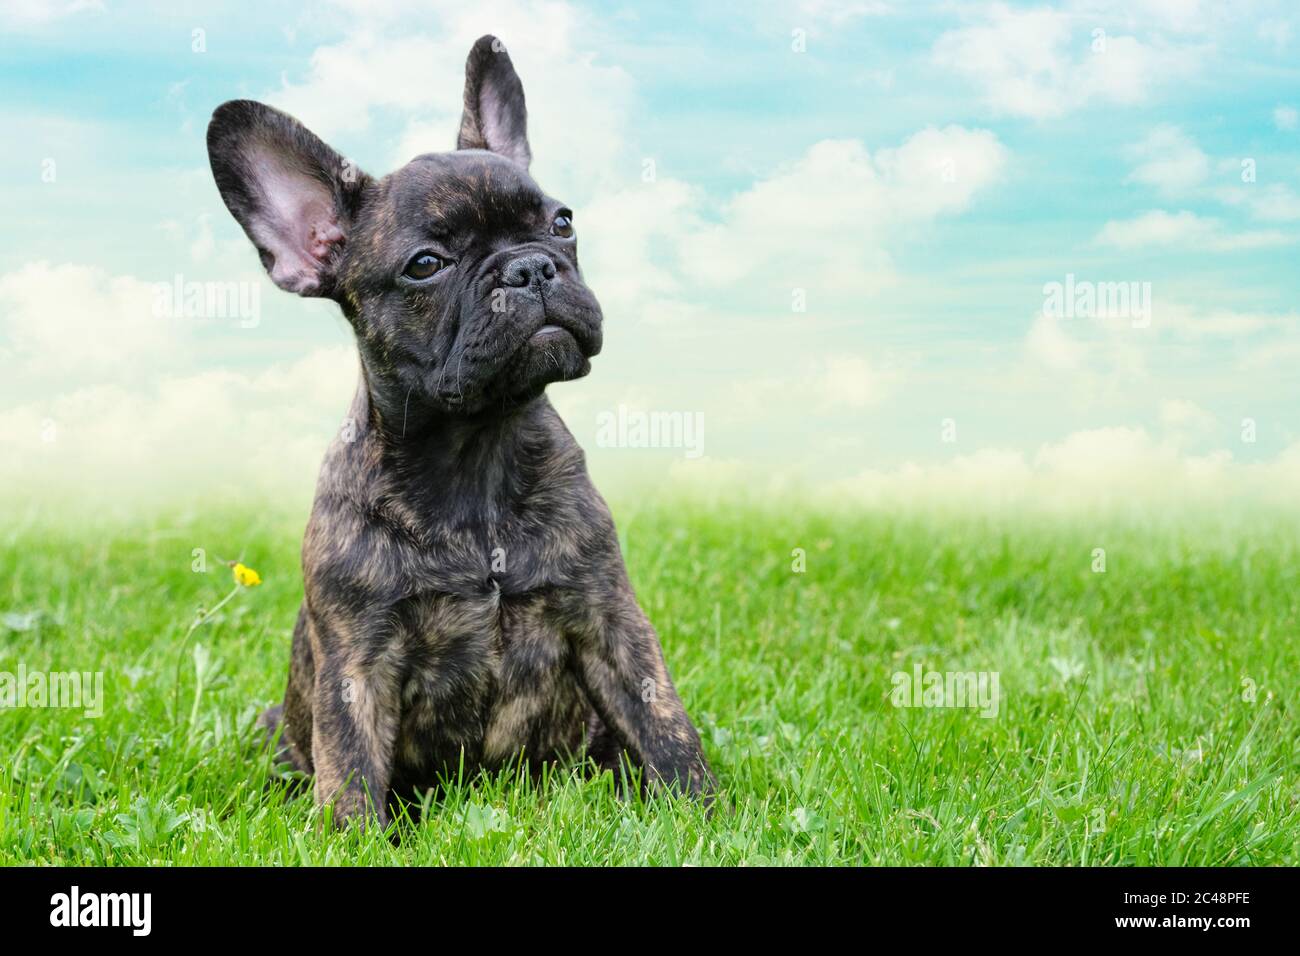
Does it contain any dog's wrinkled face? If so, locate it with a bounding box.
[345,150,602,413]
[207,35,602,417]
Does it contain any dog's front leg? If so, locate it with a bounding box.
[573,582,715,800]
[308,615,401,828]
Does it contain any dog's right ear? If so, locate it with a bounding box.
[457,35,531,168]
[207,100,370,298]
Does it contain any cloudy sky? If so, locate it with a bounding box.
[2,0,1298,508]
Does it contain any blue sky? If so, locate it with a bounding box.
[2,0,1299,508]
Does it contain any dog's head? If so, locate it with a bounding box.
[207,36,602,417]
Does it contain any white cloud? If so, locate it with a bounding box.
[932,7,1075,120]
[1093,210,1293,252]
[794,0,892,26]
[1022,308,1148,403]
[1020,299,1300,414]
[679,128,1006,296]
[1157,302,1299,339]
[1035,425,1162,478]
[1097,0,1217,34]
[1118,125,1300,223]
[1273,104,1298,131]
[1235,338,1300,371]
[1258,19,1293,51]
[816,355,895,409]
[933,3,1206,119]
[573,423,1300,516]
[1124,125,1209,196]
[0,261,178,381]
[0,0,103,27]
[724,354,903,424]
[1025,311,1088,373]
[575,127,1005,329]
[1158,397,1216,443]
[828,426,1300,514]
[0,254,359,502]
[267,0,634,202]
[580,178,707,328]
[272,32,446,139]
[1213,182,1300,223]
[0,347,357,500]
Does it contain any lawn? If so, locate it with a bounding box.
[1,498,1297,865]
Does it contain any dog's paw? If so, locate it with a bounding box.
[318,786,389,833]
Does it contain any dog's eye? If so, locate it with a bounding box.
[403,253,445,280]
[550,214,574,239]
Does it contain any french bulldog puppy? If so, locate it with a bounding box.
[207,35,714,826]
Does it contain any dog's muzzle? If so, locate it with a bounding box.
[501,252,556,290]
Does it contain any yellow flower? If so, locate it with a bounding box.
[232,562,262,587]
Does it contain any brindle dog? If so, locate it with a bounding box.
[207,35,714,826]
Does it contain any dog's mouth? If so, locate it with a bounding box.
[495,307,598,399]
[526,305,598,358]
[530,323,568,343]
[429,294,603,413]
[519,317,586,381]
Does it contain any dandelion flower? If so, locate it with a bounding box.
[232,562,262,587]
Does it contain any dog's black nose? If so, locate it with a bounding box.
[501,252,556,288]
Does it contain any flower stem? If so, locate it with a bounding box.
[172,583,241,727]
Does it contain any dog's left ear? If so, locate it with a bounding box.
[457,35,531,169]
[207,100,370,298]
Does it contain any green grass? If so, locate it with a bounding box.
[1,499,1297,865]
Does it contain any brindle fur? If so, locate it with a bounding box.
[207,36,714,825]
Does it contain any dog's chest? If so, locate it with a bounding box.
[392,583,588,777]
